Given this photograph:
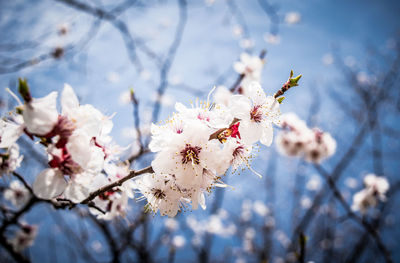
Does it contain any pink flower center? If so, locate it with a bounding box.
[180,144,202,165]
[245,66,254,74]
[48,147,79,175]
[250,105,263,123]
[44,116,75,148]
[197,113,210,122]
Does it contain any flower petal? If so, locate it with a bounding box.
[23,92,58,135]
[61,84,79,115]
[33,169,67,199]
[260,124,273,146]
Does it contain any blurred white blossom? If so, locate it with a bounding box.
[285,12,301,25]
[4,180,30,208]
[352,174,389,214]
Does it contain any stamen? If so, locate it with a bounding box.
[5,88,23,106]
[250,105,263,123]
[180,144,202,165]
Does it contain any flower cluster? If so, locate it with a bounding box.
[2,65,299,220]
[135,81,281,217]
[3,80,133,220]
[352,174,389,214]
[275,113,336,163]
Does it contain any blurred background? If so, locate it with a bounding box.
[1,0,400,262]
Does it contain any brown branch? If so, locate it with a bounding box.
[12,172,34,195]
[127,90,144,164]
[80,166,154,205]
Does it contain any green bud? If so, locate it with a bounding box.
[289,73,302,87]
[18,78,32,103]
[277,97,285,104]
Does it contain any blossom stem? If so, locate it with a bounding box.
[274,70,302,98]
[80,166,154,205]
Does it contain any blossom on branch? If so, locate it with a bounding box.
[137,80,281,216]
[276,113,336,163]
[352,174,389,214]
[9,224,38,252]
[0,144,23,176]
[4,180,30,208]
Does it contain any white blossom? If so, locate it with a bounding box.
[352,174,389,214]
[276,113,336,163]
[233,53,263,82]
[172,235,186,248]
[9,224,38,252]
[134,173,184,217]
[23,92,58,136]
[0,144,23,176]
[151,119,222,188]
[164,218,179,231]
[4,180,30,208]
[284,12,301,25]
[230,82,280,146]
[0,119,23,148]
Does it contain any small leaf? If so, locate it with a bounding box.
[18,78,32,103]
[293,74,302,83]
[277,97,285,104]
[289,74,302,87]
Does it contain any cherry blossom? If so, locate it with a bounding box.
[0,144,23,176]
[233,53,264,82]
[9,224,38,252]
[229,82,280,146]
[352,174,389,214]
[276,112,336,163]
[134,173,184,217]
[30,84,122,203]
[4,180,30,208]
[0,119,24,148]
